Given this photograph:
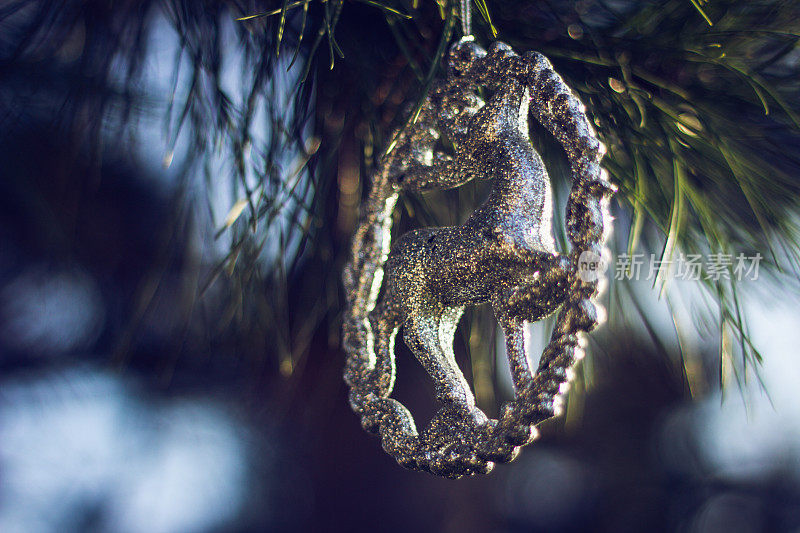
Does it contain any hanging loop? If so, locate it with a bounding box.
[460,0,472,37]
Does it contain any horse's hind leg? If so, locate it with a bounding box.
[368,299,404,398]
[494,312,535,393]
[403,304,475,415]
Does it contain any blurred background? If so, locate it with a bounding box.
[2,1,800,531]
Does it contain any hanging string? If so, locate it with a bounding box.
[460,0,472,38]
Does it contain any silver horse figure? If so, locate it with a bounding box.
[343,39,613,478]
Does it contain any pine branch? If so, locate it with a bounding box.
[4,0,799,397]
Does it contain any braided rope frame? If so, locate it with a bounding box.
[342,40,614,478]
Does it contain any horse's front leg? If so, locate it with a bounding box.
[403,303,476,417]
[514,248,570,275]
[493,249,571,329]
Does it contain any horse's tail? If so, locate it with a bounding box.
[341,161,398,377]
[341,133,429,470]
[342,85,443,384]
[341,89,449,463]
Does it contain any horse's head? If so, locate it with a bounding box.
[463,77,531,166]
[448,38,486,79]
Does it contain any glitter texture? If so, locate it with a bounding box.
[342,39,614,478]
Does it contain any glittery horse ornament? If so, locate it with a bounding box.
[343,39,614,478]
